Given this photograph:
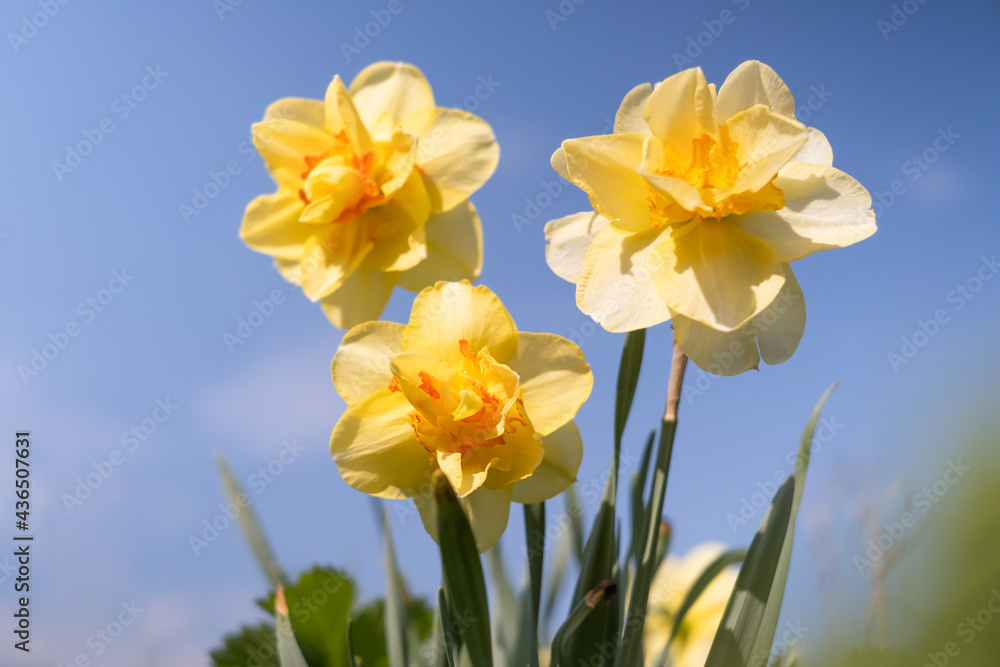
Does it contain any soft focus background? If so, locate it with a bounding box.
[2,0,999,664]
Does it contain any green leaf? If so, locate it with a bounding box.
[524,502,545,667]
[705,383,838,667]
[211,623,279,667]
[346,618,361,667]
[550,580,618,666]
[437,588,458,667]
[276,589,310,667]
[216,455,287,588]
[352,598,434,667]
[380,508,409,667]
[434,476,493,667]
[277,567,355,667]
[566,483,584,562]
[614,329,646,447]
[629,431,656,572]
[485,543,518,663]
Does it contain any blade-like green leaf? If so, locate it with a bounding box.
[381,507,409,667]
[438,588,458,667]
[216,455,287,589]
[524,502,545,667]
[346,618,359,667]
[629,431,657,572]
[551,580,618,666]
[566,483,584,562]
[705,381,838,667]
[275,588,310,667]
[434,476,493,667]
[614,329,646,446]
[485,544,517,663]
[210,623,279,667]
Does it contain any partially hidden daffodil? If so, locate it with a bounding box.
[644,543,740,667]
[545,61,876,375]
[241,62,499,329]
[329,280,593,551]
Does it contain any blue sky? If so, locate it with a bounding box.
[1,0,998,664]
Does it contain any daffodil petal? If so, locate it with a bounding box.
[614,82,654,135]
[789,127,834,167]
[650,218,785,331]
[330,388,435,499]
[576,226,672,332]
[397,200,483,292]
[508,333,592,436]
[331,321,404,407]
[561,134,654,233]
[724,105,807,195]
[403,281,518,364]
[416,109,499,213]
[264,97,326,129]
[643,68,717,157]
[240,192,310,260]
[252,119,337,176]
[324,75,373,156]
[319,263,398,329]
[672,266,804,376]
[714,60,796,123]
[349,62,436,138]
[511,421,583,504]
[299,224,372,300]
[544,211,610,284]
[735,161,876,262]
[640,136,711,214]
[416,484,513,553]
[364,170,431,272]
[551,146,570,181]
[483,419,544,490]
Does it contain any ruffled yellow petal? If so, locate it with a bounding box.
[650,217,785,331]
[735,161,876,262]
[507,332,592,436]
[415,109,499,213]
[643,68,717,163]
[331,321,404,407]
[252,119,337,177]
[349,61,436,139]
[363,168,431,272]
[614,82,654,135]
[550,146,570,181]
[299,222,372,301]
[672,264,805,376]
[511,421,583,504]
[714,60,796,124]
[576,227,672,332]
[240,192,310,260]
[323,75,373,156]
[416,484,513,553]
[789,127,833,166]
[561,134,653,233]
[403,281,518,364]
[544,211,610,284]
[722,105,806,195]
[263,97,326,129]
[330,388,436,499]
[397,200,483,292]
[319,263,397,329]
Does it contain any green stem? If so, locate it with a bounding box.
[525,502,545,667]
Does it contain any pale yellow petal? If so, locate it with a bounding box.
[416,484,513,553]
[331,321,404,406]
[508,333,592,436]
[650,218,785,331]
[403,281,518,364]
[398,200,483,292]
[349,62,435,137]
[240,192,311,260]
[576,227,672,332]
[324,75,373,155]
[789,127,833,166]
[735,161,876,262]
[639,136,711,215]
[544,211,610,284]
[299,223,372,300]
[714,60,796,123]
[723,105,806,195]
[614,82,654,135]
[252,119,337,176]
[550,146,570,181]
[416,109,499,213]
[511,421,583,504]
[263,97,325,129]
[319,263,397,329]
[330,388,435,498]
[643,68,717,159]
[363,169,431,272]
[561,134,653,232]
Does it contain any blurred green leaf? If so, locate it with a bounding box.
[278,567,355,667]
[380,508,409,667]
[524,503,545,667]
[551,580,618,666]
[276,589,311,667]
[437,588,458,667]
[211,623,279,667]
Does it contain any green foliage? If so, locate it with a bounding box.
[211,623,279,667]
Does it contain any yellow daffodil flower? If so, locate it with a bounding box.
[545,61,876,375]
[329,281,593,551]
[241,62,499,329]
[644,543,740,667]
